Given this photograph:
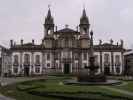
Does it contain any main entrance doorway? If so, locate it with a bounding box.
[24,67,29,76]
[64,63,70,74]
[104,67,110,75]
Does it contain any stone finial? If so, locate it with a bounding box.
[99,39,102,45]
[55,26,57,31]
[117,42,119,46]
[76,26,78,31]
[120,39,124,47]
[32,39,34,45]
[65,24,69,28]
[10,40,13,47]
[21,39,23,45]
[110,39,113,45]
[14,42,16,46]
[90,30,93,36]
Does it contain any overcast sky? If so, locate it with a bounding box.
[0,0,133,48]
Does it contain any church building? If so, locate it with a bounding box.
[9,8,125,76]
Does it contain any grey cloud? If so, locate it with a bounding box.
[0,0,133,48]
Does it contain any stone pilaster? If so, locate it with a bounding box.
[59,51,62,72]
[31,52,34,75]
[42,52,45,74]
[111,52,114,74]
[100,51,102,73]
[20,51,23,75]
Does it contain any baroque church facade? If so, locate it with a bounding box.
[9,8,125,76]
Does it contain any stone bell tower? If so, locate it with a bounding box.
[42,6,55,48]
[79,8,90,48]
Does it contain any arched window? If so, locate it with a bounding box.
[35,55,40,65]
[13,55,19,65]
[24,54,30,65]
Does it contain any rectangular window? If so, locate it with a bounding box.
[115,55,121,66]
[35,67,40,73]
[55,62,58,68]
[104,54,109,63]
[94,55,98,65]
[47,63,50,68]
[104,54,110,67]
[35,55,40,65]
[13,55,19,66]
[74,53,78,60]
[13,67,18,73]
[75,62,78,68]
[55,53,59,60]
[83,53,87,60]
[83,63,87,68]
[24,54,30,65]
[47,53,50,60]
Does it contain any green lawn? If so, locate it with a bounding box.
[112,81,133,92]
[0,76,133,100]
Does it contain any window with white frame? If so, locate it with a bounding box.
[47,63,50,68]
[47,53,50,60]
[13,67,18,73]
[104,54,110,66]
[55,62,58,68]
[24,54,30,65]
[74,53,78,60]
[13,55,19,66]
[35,67,40,73]
[94,55,99,65]
[83,53,87,60]
[35,55,40,65]
[75,62,78,68]
[83,63,87,68]
[115,55,121,66]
